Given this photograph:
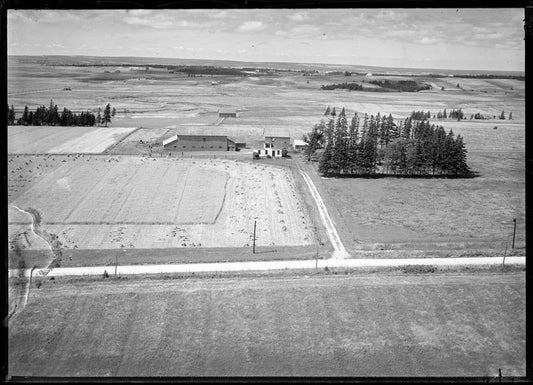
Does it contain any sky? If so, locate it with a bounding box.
[7,8,525,71]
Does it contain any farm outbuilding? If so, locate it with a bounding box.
[293,139,308,151]
[163,134,236,152]
[219,109,237,118]
[365,72,373,77]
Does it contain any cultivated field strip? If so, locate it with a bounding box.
[8,126,138,154]
[47,126,138,153]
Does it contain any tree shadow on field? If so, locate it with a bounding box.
[325,170,481,179]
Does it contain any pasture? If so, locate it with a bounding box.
[8,272,525,377]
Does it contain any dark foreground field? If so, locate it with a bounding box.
[8,271,524,377]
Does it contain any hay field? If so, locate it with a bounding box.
[8,125,137,154]
[8,156,313,250]
[8,272,525,377]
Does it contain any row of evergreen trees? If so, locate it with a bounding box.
[7,101,116,127]
[304,108,471,177]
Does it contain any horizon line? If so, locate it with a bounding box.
[8,54,525,75]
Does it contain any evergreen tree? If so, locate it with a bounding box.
[332,112,349,173]
[112,107,116,117]
[499,110,505,120]
[347,113,360,173]
[331,107,336,117]
[443,108,447,119]
[21,106,29,125]
[454,135,470,176]
[318,118,335,176]
[509,112,513,120]
[96,108,102,126]
[8,105,16,125]
[324,106,331,116]
[102,104,112,127]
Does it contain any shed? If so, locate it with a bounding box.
[293,139,308,151]
[219,108,237,118]
[365,72,373,77]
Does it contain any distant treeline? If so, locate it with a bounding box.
[40,62,279,76]
[304,107,471,177]
[7,101,116,126]
[320,79,432,92]
[369,80,432,92]
[321,82,363,91]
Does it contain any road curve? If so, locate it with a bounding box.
[299,170,350,259]
[8,256,525,278]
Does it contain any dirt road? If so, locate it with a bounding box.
[298,170,350,259]
[9,256,524,278]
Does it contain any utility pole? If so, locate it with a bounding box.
[252,220,257,254]
[512,218,516,249]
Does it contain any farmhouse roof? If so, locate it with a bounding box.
[265,132,290,139]
[226,136,236,143]
[219,108,237,114]
[293,139,307,146]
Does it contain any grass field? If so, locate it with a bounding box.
[8,271,525,377]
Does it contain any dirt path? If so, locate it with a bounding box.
[8,206,53,320]
[298,170,350,259]
[9,256,524,278]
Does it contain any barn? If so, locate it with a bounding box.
[219,108,237,118]
[163,134,236,152]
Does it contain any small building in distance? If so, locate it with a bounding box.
[163,133,236,152]
[219,108,237,118]
[292,139,308,152]
[256,133,291,158]
[365,72,373,77]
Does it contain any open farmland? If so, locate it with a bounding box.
[8,125,137,154]
[8,272,525,377]
[8,156,314,263]
[8,59,525,148]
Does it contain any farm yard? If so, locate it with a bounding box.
[8,271,525,377]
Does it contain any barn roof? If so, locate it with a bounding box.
[219,108,237,114]
[226,136,237,143]
[293,139,307,146]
